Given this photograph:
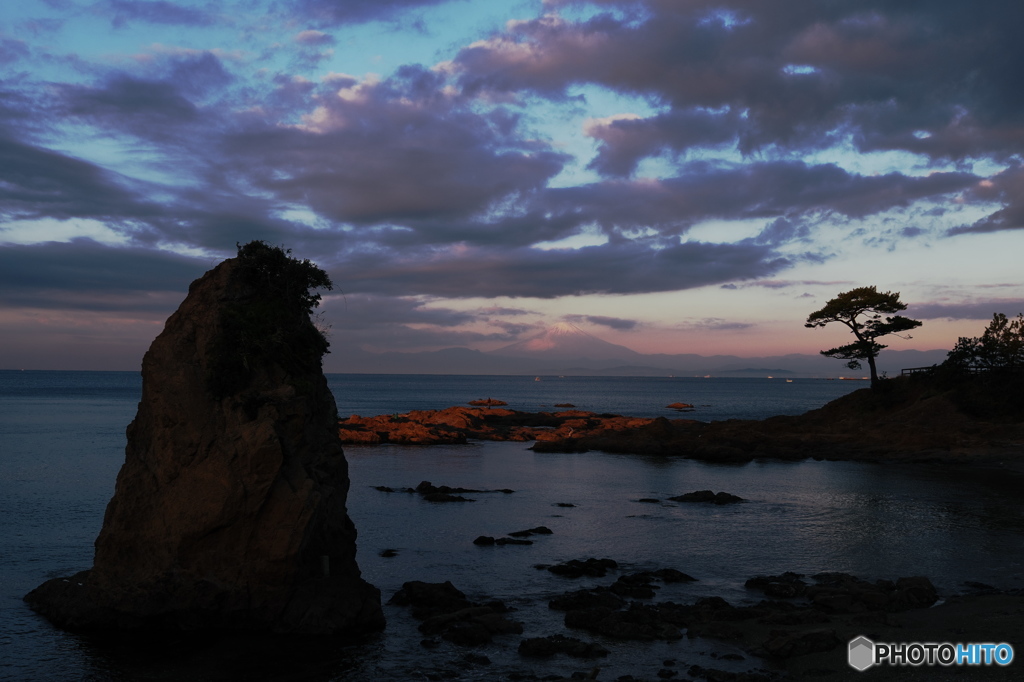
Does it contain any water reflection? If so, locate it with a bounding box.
[346,443,1024,603]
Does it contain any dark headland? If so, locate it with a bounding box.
[339,370,1024,469]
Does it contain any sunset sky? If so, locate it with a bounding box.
[2,0,1023,371]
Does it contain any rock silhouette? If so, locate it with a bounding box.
[25,244,384,635]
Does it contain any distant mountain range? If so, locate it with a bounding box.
[330,323,950,377]
[492,322,643,361]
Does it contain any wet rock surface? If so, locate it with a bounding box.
[474,526,555,547]
[390,581,524,646]
[518,634,610,659]
[24,249,383,635]
[339,407,681,447]
[381,563,1017,681]
[374,480,516,502]
[546,558,621,579]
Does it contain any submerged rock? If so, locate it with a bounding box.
[24,243,384,635]
[548,558,619,578]
[669,490,745,505]
[518,634,609,658]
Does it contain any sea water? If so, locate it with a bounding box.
[327,373,863,421]
[2,371,1023,680]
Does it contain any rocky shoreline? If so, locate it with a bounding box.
[381,565,1024,681]
[338,378,1024,467]
[342,475,1024,680]
[338,405,666,447]
[333,382,1024,678]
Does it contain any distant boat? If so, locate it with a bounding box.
[786,379,793,383]
[534,376,541,381]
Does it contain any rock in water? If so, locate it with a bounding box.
[24,243,385,635]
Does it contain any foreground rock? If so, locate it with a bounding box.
[548,569,938,667]
[25,244,384,635]
[390,581,523,646]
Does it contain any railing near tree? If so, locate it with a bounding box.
[902,365,1021,376]
[901,366,937,376]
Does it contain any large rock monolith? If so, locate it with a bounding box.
[25,243,384,635]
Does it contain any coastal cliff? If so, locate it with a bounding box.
[26,245,384,635]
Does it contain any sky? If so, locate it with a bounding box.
[2,0,1024,371]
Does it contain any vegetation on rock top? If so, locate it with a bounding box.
[208,241,334,397]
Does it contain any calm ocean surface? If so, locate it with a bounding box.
[3,370,1024,680]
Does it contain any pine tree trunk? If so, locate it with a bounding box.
[867,354,879,389]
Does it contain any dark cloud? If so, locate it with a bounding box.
[0,239,210,310]
[0,118,303,252]
[585,109,744,176]
[222,66,567,226]
[910,301,1024,321]
[0,39,30,65]
[20,29,977,271]
[477,306,536,316]
[59,52,233,141]
[329,294,475,329]
[102,0,219,28]
[324,294,530,350]
[330,239,791,298]
[530,163,974,241]
[288,0,461,27]
[328,323,521,352]
[63,75,200,127]
[950,165,1024,234]
[354,160,972,253]
[451,1,1024,163]
[0,136,161,223]
[754,217,809,246]
[564,314,638,330]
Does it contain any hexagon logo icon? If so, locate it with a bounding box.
[848,636,875,671]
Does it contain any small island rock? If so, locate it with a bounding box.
[24,244,384,635]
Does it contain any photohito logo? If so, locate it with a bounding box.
[849,636,1014,670]
[848,636,874,671]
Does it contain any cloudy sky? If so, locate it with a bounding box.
[2,0,1024,371]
